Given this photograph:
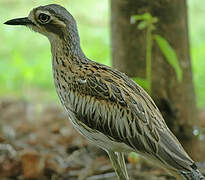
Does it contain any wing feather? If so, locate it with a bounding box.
[69,62,193,171]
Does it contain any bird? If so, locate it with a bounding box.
[4,4,205,180]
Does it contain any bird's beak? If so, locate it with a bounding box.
[4,17,34,26]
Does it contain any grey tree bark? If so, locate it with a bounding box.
[110,0,198,159]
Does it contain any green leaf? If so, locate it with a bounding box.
[137,21,149,30]
[130,13,152,24]
[154,34,183,81]
[132,77,150,92]
[141,13,152,21]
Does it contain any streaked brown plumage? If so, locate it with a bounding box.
[4,4,205,180]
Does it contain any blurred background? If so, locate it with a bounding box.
[0,0,110,103]
[0,0,205,108]
[0,0,205,179]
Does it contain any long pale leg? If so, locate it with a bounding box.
[107,150,129,180]
[116,152,129,179]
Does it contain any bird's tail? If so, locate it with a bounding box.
[154,129,205,180]
[180,165,205,180]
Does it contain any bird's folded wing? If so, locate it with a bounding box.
[71,65,157,147]
[71,63,193,170]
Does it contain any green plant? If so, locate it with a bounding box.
[130,13,182,94]
[129,13,184,164]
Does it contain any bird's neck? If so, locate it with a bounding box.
[50,28,87,67]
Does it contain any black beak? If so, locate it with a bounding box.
[4,17,34,26]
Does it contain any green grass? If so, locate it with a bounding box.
[0,0,205,108]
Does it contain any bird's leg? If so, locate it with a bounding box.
[107,150,129,180]
[116,152,129,179]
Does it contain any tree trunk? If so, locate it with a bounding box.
[110,0,198,159]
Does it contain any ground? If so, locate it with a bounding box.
[0,99,204,180]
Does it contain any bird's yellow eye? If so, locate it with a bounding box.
[38,13,50,24]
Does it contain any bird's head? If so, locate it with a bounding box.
[4,4,78,42]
